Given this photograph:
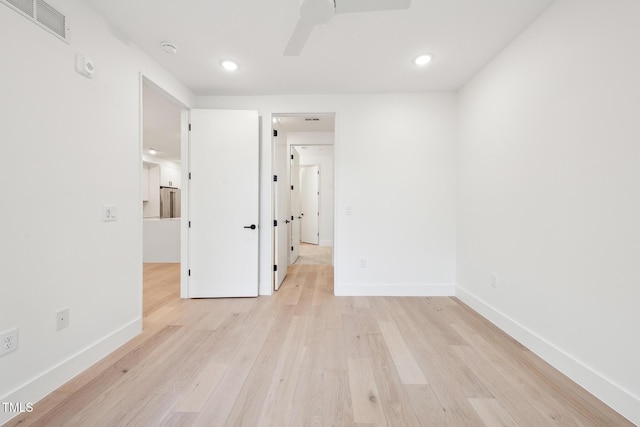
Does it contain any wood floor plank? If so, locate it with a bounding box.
[342,300,371,358]
[450,343,559,426]
[468,397,517,427]
[260,316,308,427]
[377,320,428,385]
[25,325,183,427]
[225,306,299,427]
[288,340,324,426]
[449,320,586,426]
[191,300,279,426]
[347,357,386,424]
[366,333,422,427]
[160,412,199,427]
[171,361,228,413]
[4,261,634,427]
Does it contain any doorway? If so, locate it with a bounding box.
[272,113,335,292]
[140,77,187,320]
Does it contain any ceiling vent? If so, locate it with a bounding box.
[1,0,68,41]
[6,0,33,17]
[305,118,320,121]
[36,0,65,38]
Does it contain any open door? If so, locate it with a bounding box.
[187,109,259,298]
[301,165,319,244]
[290,147,301,264]
[273,130,288,290]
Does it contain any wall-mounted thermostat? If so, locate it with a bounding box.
[75,53,95,78]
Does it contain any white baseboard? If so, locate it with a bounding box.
[0,318,142,426]
[455,286,640,426]
[334,283,455,297]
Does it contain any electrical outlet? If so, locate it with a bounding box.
[359,257,367,268]
[491,273,499,288]
[0,328,19,357]
[102,205,118,222]
[56,308,70,331]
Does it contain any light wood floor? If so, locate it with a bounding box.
[294,243,333,266]
[4,263,632,426]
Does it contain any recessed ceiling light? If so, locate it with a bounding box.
[221,60,239,71]
[149,148,157,155]
[160,42,178,55]
[414,54,433,66]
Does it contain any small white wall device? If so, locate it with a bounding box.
[75,53,95,78]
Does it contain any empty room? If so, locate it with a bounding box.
[0,0,638,425]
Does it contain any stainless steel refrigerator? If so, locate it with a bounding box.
[160,186,181,218]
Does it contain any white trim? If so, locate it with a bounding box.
[180,108,190,298]
[335,283,454,297]
[455,286,640,425]
[0,318,141,426]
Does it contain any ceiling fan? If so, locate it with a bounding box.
[284,0,411,56]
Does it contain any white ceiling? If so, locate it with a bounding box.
[143,80,182,163]
[117,0,555,162]
[83,0,556,96]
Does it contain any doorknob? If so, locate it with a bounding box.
[243,224,257,230]
[285,220,290,224]
[297,216,302,219]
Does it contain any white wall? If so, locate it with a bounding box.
[456,0,640,423]
[0,1,194,424]
[293,136,335,247]
[143,219,181,262]
[142,163,160,218]
[197,94,457,296]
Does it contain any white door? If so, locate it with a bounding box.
[188,109,259,298]
[290,147,301,264]
[301,165,319,244]
[273,130,288,290]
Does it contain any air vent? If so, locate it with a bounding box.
[1,0,68,41]
[6,0,33,17]
[36,0,65,38]
[304,118,320,121]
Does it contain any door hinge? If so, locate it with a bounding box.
[188,124,192,131]
[188,269,191,276]
[291,185,294,190]
[273,220,277,227]
[291,216,294,221]
[273,129,278,137]
[291,154,294,160]
[273,265,278,272]
[291,246,294,251]
[273,175,278,182]
[188,172,192,180]
[188,221,191,228]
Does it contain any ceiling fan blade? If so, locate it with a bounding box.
[334,0,411,14]
[283,19,316,56]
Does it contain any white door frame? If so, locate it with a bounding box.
[270,114,337,293]
[138,75,191,300]
[272,128,289,290]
